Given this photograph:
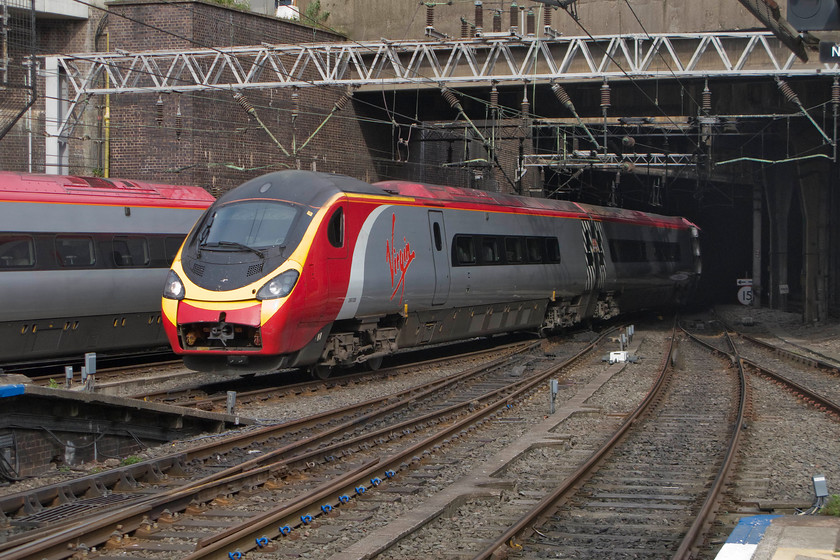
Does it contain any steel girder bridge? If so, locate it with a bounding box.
[44,30,840,173]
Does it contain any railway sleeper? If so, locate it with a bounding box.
[50,485,76,507]
[113,471,139,492]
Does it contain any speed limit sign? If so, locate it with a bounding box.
[737,285,753,306]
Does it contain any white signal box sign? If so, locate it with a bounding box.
[737,278,753,306]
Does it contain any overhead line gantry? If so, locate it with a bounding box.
[44,30,839,172]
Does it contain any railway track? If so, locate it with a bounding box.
[430,322,745,560]
[682,317,840,558]
[687,320,840,419]
[1,334,578,559]
[25,359,187,391]
[16,316,827,560]
[144,339,542,410]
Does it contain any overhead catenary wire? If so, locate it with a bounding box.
[39,0,510,177]
[33,0,832,204]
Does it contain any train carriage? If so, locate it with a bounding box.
[163,170,700,376]
[0,172,215,365]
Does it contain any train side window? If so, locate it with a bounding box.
[653,241,681,262]
[55,236,95,267]
[479,237,501,264]
[433,222,442,251]
[0,234,35,268]
[453,235,475,265]
[526,237,544,263]
[113,236,150,267]
[327,207,344,248]
[165,236,185,263]
[545,237,561,263]
[609,239,647,263]
[504,237,524,263]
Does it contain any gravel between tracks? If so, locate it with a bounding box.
[0,341,576,496]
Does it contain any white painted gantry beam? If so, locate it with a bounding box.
[43,30,840,172]
[49,31,840,95]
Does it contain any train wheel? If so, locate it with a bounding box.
[365,356,383,371]
[310,364,332,380]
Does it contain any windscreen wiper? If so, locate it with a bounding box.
[201,241,265,259]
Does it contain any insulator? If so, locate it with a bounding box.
[155,96,163,127]
[702,82,712,113]
[521,91,530,118]
[234,92,255,115]
[442,88,460,109]
[526,9,535,35]
[776,79,800,106]
[551,83,574,111]
[461,17,469,38]
[490,84,499,109]
[622,136,635,148]
[493,10,502,32]
[544,6,551,28]
[510,2,518,29]
[291,89,299,119]
[832,78,840,105]
[600,81,611,109]
[475,1,483,31]
[426,3,434,28]
[334,90,353,111]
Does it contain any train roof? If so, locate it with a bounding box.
[219,171,696,231]
[0,172,215,209]
[215,170,386,208]
[375,180,696,230]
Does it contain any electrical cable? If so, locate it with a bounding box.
[31,0,831,202]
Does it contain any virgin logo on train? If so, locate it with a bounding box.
[386,213,415,303]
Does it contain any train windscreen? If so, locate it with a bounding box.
[198,201,298,249]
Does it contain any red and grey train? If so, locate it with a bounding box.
[0,172,215,365]
[162,170,701,376]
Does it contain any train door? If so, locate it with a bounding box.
[581,219,606,315]
[428,211,450,305]
[307,202,347,321]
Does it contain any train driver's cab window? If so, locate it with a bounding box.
[113,236,150,267]
[200,201,299,249]
[0,234,35,268]
[56,236,95,267]
[327,207,344,248]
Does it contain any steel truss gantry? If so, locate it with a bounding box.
[43,30,840,172]
[524,151,696,170]
[49,30,840,95]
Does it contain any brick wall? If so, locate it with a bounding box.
[1,10,107,174]
[2,0,520,193]
[100,0,380,193]
[2,1,386,193]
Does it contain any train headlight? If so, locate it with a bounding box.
[163,270,185,300]
[256,269,299,300]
